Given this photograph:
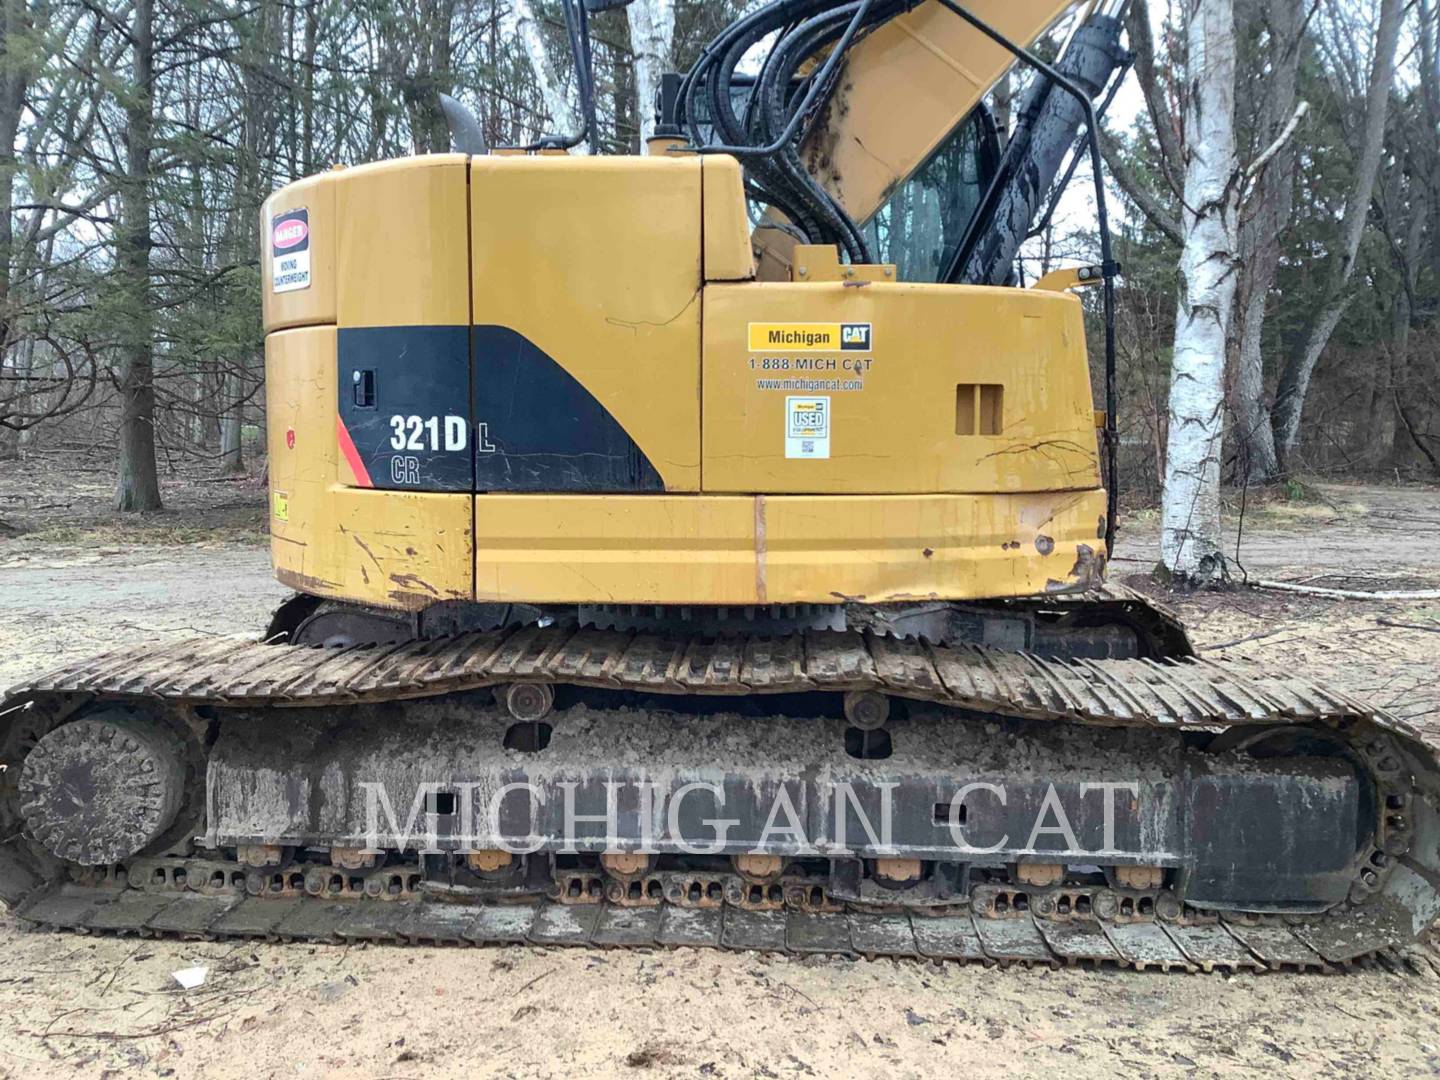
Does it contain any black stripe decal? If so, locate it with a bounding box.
[472,325,663,493]
[335,325,664,493]
[337,326,472,492]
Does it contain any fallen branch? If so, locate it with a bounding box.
[1376,618,1440,634]
[31,1007,237,1043]
[1199,627,1288,650]
[1249,579,1440,600]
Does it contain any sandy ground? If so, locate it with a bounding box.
[0,471,1438,1077]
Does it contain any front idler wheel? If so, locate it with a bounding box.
[18,709,186,865]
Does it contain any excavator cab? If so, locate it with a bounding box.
[859,108,1000,282]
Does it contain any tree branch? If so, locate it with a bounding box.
[1124,0,1186,199]
[1099,132,1183,245]
[1240,100,1308,197]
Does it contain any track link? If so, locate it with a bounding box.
[21,880,1440,973]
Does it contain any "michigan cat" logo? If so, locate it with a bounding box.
[747,322,873,351]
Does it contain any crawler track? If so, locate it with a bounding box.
[3,625,1439,972]
[18,879,1438,973]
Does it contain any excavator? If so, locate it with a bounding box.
[2,0,1437,970]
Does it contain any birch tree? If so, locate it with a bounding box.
[1160,0,1239,583]
[512,0,578,146]
[1107,0,1308,487]
[627,0,675,149]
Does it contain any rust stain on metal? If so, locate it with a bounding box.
[387,573,448,610]
[1045,544,1104,594]
[1070,543,1103,586]
[340,525,383,571]
[276,567,341,595]
[386,589,439,610]
[754,495,768,605]
[389,573,439,596]
[802,75,849,193]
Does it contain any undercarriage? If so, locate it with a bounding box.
[3,592,1438,972]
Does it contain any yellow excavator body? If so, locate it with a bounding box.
[262,153,1106,611]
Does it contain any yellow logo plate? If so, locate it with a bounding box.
[748,322,872,351]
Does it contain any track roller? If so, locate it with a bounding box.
[843,690,890,730]
[600,852,654,879]
[467,849,515,873]
[872,858,923,886]
[330,846,377,870]
[1015,863,1064,887]
[501,682,555,722]
[1115,865,1164,890]
[733,854,785,882]
[238,844,285,868]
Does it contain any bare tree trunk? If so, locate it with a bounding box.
[398,0,455,153]
[302,0,318,174]
[1270,0,1402,468]
[1125,0,1186,202]
[0,0,30,359]
[1424,0,1440,289]
[190,377,207,447]
[1378,142,1429,470]
[513,0,575,145]
[115,0,161,512]
[0,0,26,461]
[1230,0,1303,484]
[628,0,674,150]
[220,372,244,474]
[0,333,32,459]
[1160,0,1239,584]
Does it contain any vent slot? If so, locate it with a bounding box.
[956,383,1004,435]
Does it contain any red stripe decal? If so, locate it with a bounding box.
[335,416,374,488]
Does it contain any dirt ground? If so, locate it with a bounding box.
[1,464,1439,1078]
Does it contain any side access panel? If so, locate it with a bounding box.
[263,156,474,610]
[266,326,473,610]
[701,282,1100,495]
[468,155,703,493]
[331,156,474,493]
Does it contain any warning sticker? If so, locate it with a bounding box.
[271,208,310,293]
[785,396,830,459]
[749,322,872,351]
[272,490,289,522]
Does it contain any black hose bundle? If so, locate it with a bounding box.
[679,0,921,263]
[525,0,599,152]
